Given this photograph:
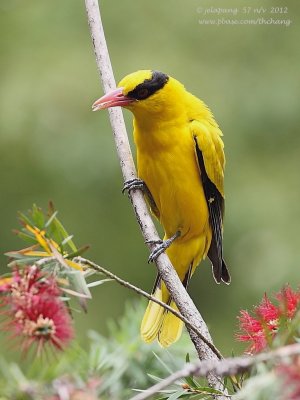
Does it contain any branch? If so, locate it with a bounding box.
[130,343,300,400]
[74,256,222,359]
[84,0,226,396]
[33,253,221,358]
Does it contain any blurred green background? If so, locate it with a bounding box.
[0,0,299,362]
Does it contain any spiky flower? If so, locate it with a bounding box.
[278,357,300,400]
[237,286,300,354]
[0,266,73,354]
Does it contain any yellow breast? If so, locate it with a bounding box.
[134,119,210,243]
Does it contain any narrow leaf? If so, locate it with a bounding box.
[147,373,164,383]
[45,210,58,228]
[67,245,90,259]
[86,279,113,288]
[18,212,33,227]
[52,217,77,252]
[14,231,37,244]
[62,235,74,246]
[167,389,187,400]
[153,352,173,374]
[32,204,45,228]
[61,287,90,298]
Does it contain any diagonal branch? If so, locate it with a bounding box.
[74,256,222,359]
[130,343,300,400]
[84,0,227,396]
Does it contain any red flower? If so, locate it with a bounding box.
[277,357,300,400]
[237,286,300,354]
[0,266,73,354]
[237,310,267,353]
[277,286,300,319]
[256,294,280,326]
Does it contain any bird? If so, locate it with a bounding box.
[92,70,230,347]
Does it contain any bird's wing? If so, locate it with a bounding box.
[191,120,230,284]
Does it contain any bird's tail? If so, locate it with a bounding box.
[140,277,184,348]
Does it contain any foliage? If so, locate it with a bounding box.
[0,204,108,356]
[0,0,299,397]
[0,204,196,399]
[1,206,300,400]
[1,0,299,359]
[8,202,91,303]
[0,301,195,400]
[151,286,300,400]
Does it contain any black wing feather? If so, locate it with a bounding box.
[194,137,230,284]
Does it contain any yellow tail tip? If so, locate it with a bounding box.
[157,301,184,347]
[140,288,165,343]
[141,296,184,347]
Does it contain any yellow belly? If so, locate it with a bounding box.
[135,123,211,278]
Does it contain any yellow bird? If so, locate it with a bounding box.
[92,70,230,347]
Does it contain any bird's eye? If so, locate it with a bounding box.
[137,88,149,99]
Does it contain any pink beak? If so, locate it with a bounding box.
[92,87,135,111]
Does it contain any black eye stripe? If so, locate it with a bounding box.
[127,71,169,100]
[136,88,149,99]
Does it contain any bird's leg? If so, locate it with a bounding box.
[122,178,159,216]
[147,230,181,263]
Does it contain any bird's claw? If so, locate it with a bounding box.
[122,178,145,194]
[148,242,169,263]
[145,238,163,246]
[147,231,181,263]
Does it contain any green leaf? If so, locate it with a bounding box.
[194,386,224,395]
[45,210,58,228]
[15,231,36,244]
[18,211,33,227]
[86,279,113,288]
[7,257,42,268]
[186,353,190,363]
[147,373,163,383]
[153,352,174,374]
[184,375,197,389]
[31,204,45,229]
[52,216,77,252]
[61,287,90,298]
[67,245,90,259]
[61,235,74,246]
[167,389,187,400]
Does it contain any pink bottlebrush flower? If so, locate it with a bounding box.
[10,265,60,299]
[255,294,280,327]
[0,266,73,354]
[277,357,300,400]
[277,286,300,319]
[237,286,300,354]
[14,295,74,353]
[237,310,268,353]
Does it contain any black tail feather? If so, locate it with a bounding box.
[208,245,231,285]
[221,259,231,284]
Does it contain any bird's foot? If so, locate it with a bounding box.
[145,238,163,246]
[122,178,145,194]
[147,231,181,263]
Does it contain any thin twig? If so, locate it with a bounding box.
[84,1,227,396]
[74,256,223,359]
[130,343,300,400]
[31,253,222,358]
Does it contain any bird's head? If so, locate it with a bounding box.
[92,70,185,117]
